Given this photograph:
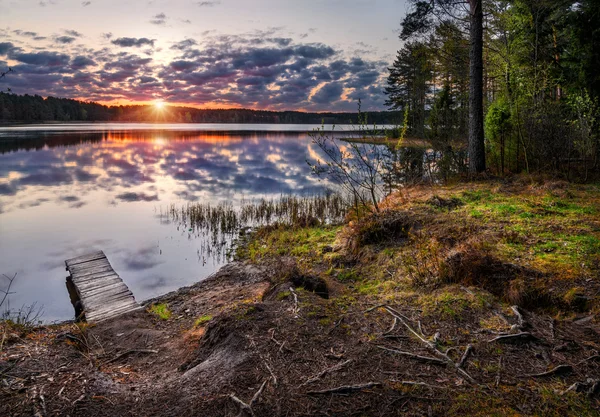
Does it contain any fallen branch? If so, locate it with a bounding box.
[298,359,352,387]
[392,380,446,390]
[230,379,268,417]
[577,355,600,365]
[380,306,477,384]
[376,346,446,366]
[383,317,398,335]
[306,382,382,395]
[458,344,473,369]
[525,365,573,378]
[289,287,299,318]
[488,332,538,344]
[104,349,158,364]
[511,305,528,330]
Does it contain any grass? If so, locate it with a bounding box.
[148,303,171,320]
[237,224,341,265]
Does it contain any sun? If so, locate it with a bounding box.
[154,100,165,110]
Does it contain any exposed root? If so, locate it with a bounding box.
[525,365,573,378]
[306,382,382,396]
[379,305,477,384]
[488,332,538,344]
[104,349,158,364]
[298,359,352,388]
[376,346,446,366]
[230,379,268,417]
[458,344,473,369]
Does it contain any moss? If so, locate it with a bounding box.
[148,303,171,320]
[276,290,291,300]
[194,314,213,326]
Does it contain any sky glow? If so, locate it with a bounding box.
[0,0,408,111]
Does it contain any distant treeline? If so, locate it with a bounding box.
[0,93,400,125]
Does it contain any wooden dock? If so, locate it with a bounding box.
[65,251,141,323]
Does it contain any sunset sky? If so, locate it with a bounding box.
[0,0,408,111]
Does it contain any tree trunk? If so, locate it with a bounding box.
[468,0,486,173]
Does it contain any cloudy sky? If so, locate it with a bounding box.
[0,0,408,111]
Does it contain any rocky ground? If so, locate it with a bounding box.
[2,177,600,416]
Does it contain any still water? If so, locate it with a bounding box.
[0,124,345,321]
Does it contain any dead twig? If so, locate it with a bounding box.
[306,382,382,395]
[298,359,352,387]
[380,306,477,384]
[525,365,573,378]
[0,273,17,309]
[577,355,600,365]
[488,332,538,344]
[376,346,446,366]
[104,349,158,364]
[230,379,268,417]
[458,344,473,368]
[289,287,299,318]
[392,380,446,390]
[511,305,528,330]
[384,317,398,335]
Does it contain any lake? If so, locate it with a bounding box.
[0,123,350,322]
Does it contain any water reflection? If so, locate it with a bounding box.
[0,130,331,321]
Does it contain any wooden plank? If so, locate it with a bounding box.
[81,286,131,303]
[72,275,122,290]
[65,251,106,267]
[65,250,141,324]
[72,271,120,285]
[68,258,110,272]
[85,299,137,316]
[84,294,135,311]
[81,288,132,305]
[70,265,115,279]
[78,281,128,297]
[86,301,140,321]
[88,304,142,322]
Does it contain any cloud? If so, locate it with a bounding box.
[115,192,159,202]
[71,55,96,69]
[171,39,197,51]
[311,82,343,104]
[64,30,82,37]
[111,37,155,48]
[150,12,167,25]
[82,1,91,6]
[1,26,387,111]
[55,36,76,44]
[13,30,38,38]
[196,1,220,6]
[0,42,14,56]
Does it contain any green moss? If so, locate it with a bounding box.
[194,314,213,326]
[337,268,360,282]
[148,303,171,320]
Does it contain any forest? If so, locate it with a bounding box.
[385,0,599,179]
[0,92,398,125]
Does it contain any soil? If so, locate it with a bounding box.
[2,259,600,416]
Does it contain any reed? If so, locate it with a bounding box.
[160,193,348,264]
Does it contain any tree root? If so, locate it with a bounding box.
[306,382,382,395]
[525,364,573,378]
[298,359,352,387]
[230,379,268,417]
[376,346,446,366]
[378,305,478,384]
[488,332,538,344]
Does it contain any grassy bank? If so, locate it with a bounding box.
[234,176,600,415]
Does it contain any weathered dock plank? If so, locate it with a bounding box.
[65,251,142,323]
